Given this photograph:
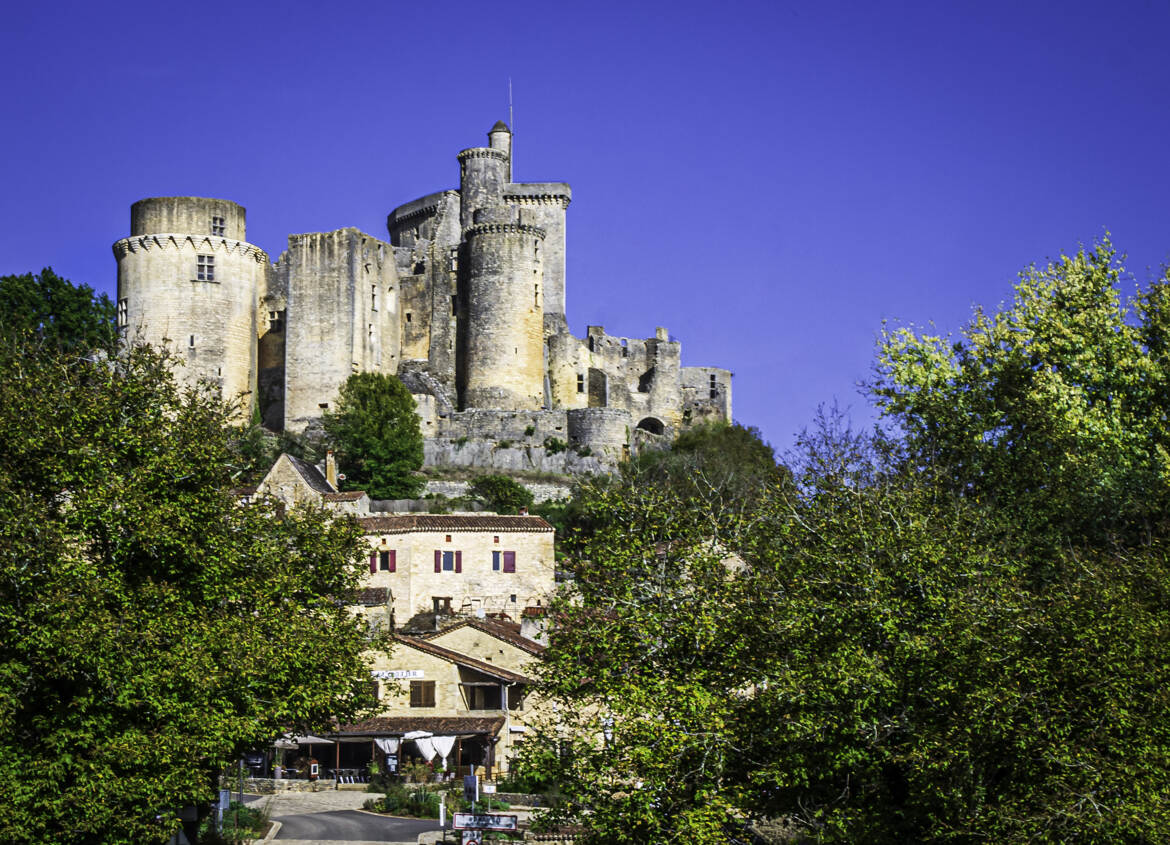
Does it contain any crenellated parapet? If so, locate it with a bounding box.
[464,222,546,240]
[456,147,509,163]
[112,234,269,263]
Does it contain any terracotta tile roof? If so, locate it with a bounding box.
[394,635,533,683]
[286,453,334,494]
[424,617,546,656]
[358,514,553,534]
[339,715,505,736]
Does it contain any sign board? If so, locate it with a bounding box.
[463,774,478,802]
[462,832,482,845]
[371,669,423,680]
[482,782,496,794]
[454,813,518,832]
[385,753,398,773]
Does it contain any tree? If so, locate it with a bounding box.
[0,339,375,843]
[323,372,424,499]
[523,241,1170,842]
[871,239,1170,547]
[468,474,534,514]
[0,267,115,351]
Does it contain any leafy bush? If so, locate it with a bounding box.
[468,474,534,515]
[543,436,568,454]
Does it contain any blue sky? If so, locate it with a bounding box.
[3,0,1168,454]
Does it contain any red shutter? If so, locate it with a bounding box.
[434,550,442,573]
[369,552,377,574]
[503,551,516,573]
[388,550,396,573]
[455,551,462,573]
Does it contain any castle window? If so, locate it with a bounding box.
[534,284,539,308]
[196,255,214,282]
[319,402,329,409]
[709,374,718,399]
[451,295,458,316]
[210,216,225,236]
[117,299,128,329]
[371,285,377,312]
[188,335,195,348]
[576,374,584,393]
[406,312,412,323]
[621,339,629,358]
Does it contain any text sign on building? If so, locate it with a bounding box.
[462,832,482,845]
[371,669,423,679]
[453,813,518,831]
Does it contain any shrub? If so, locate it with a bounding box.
[543,436,568,454]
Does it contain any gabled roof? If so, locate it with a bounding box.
[393,635,533,684]
[339,715,505,737]
[285,453,335,494]
[424,616,546,657]
[358,514,553,534]
[323,490,366,502]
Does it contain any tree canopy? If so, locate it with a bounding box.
[323,371,424,499]
[0,268,115,352]
[468,474,534,514]
[520,241,1170,843]
[0,339,375,843]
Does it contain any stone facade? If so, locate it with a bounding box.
[114,123,732,461]
[355,513,556,629]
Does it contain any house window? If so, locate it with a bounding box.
[409,680,436,708]
[466,685,502,710]
[211,216,225,236]
[117,298,128,328]
[196,255,215,282]
[435,550,462,573]
[576,374,584,393]
[493,551,516,573]
[379,550,395,572]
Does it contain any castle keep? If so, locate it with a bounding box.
[113,123,732,470]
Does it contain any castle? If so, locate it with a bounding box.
[113,122,731,471]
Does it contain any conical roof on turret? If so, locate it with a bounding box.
[490,120,511,133]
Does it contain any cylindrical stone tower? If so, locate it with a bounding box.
[458,137,509,230]
[488,120,512,181]
[459,219,546,410]
[113,197,266,415]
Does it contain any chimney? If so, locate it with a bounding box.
[325,450,338,489]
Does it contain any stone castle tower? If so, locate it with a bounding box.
[114,123,732,472]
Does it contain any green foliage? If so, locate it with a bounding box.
[871,238,1170,547]
[630,420,790,511]
[497,439,514,450]
[365,784,468,817]
[0,268,115,352]
[525,241,1170,843]
[469,474,534,514]
[0,340,376,843]
[543,436,568,454]
[323,372,424,499]
[200,800,268,842]
[524,424,536,437]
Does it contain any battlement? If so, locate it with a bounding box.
[464,222,546,240]
[457,147,509,162]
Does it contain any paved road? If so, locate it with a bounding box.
[275,809,441,841]
[246,789,442,843]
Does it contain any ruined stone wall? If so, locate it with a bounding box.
[567,407,632,461]
[681,366,733,425]
[114,197,265,417]
[281,228,399,431]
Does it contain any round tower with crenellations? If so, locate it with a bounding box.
[112,197,267,415]
[458,210,546,411]
[458,123,511,231]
